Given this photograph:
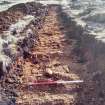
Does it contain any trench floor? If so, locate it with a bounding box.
[16,6,84,105]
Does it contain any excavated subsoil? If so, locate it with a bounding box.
[15,6,82,105]
[0,2,105,105]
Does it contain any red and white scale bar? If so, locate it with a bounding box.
[27,80,84,86]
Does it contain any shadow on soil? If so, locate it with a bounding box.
[56,6,105,105]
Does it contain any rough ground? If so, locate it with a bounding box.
[15,6,83,105]
[0,3,105,105]
[0,2,43,33]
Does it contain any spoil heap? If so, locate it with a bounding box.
[0,2,49,105]
[0,2,48,76]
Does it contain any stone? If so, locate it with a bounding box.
[31,69,36,74]
[5,78,14,84]
[45,68,53,78]
[62,65,70,73]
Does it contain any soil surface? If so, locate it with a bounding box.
[0,3,105,105]
[15,6,84,105]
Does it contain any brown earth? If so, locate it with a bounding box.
[15,6,84,105]
[0,3,105,105]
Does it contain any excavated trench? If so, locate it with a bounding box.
[0,2,105,105]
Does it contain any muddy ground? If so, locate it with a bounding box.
[0,2,105,105]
